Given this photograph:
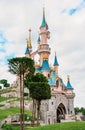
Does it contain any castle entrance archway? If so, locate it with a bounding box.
[56,103,66,122]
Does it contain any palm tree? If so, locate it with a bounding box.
[8,57,35,130]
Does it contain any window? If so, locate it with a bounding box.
[52,102,53,105]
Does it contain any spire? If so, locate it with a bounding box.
[66,75,73,89]
[40,7,48,29]
[25,28,32,55]
[53,52,59,66]
[25,44,30,54]
[27,28,32,49]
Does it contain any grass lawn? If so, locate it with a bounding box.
[29,121,85,130]
[0,107,32,120]
[0,96,8,102]
[0,96,32,103]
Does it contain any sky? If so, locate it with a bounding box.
[0,0,85,107]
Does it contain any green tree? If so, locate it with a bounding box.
[80,107,85,115]
[74,107,85,115]
[0,79,7,85]
[0,86,2,89]
[8,57,35,130]
[25,73,51,126]
[0,79,10,88]
[74,107,80,115]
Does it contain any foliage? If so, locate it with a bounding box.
[25,73,48,88]
[75,107,85,115]
[8,57,35,76]
[31,121,85,130]
[1,122,20,130]
[25,73,51,126]
[29,82,51,101]
[0,79,10,88]
[1,122,13,130]
[8,57,35,129]
[28,73,51,100]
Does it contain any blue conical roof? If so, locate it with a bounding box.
[53,54,59,66]
[41,59,50,71]
[66,81,73,89]
[66,76,73,89]
[25,45,30,54]
[40,8,48,29]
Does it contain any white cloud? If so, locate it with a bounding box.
[0,52,5,59]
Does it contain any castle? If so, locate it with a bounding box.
[24,7,75,124]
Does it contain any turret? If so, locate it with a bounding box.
[53,52,59,75]
[66,75,73,90]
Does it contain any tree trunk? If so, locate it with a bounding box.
[22,74,24,130]
[31,99,35,126]
[19,74,24,130]
[20,75,23,130]
[37,101,41,126]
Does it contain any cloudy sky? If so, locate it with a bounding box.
[0,0,85,107]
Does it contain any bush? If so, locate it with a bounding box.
[1,121,20,130]
[24,114,32,121]
[1,121,13,130]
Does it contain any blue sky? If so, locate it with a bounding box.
[0,0,85,107]
[61,0,85,15]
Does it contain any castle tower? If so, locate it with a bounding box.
[38,7,51,66]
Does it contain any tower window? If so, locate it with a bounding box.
[52,102,53,105]
[48,73,50,78]
[56,79,59,88]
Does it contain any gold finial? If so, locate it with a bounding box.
[27,28,32,48]
[67,75,70,82]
